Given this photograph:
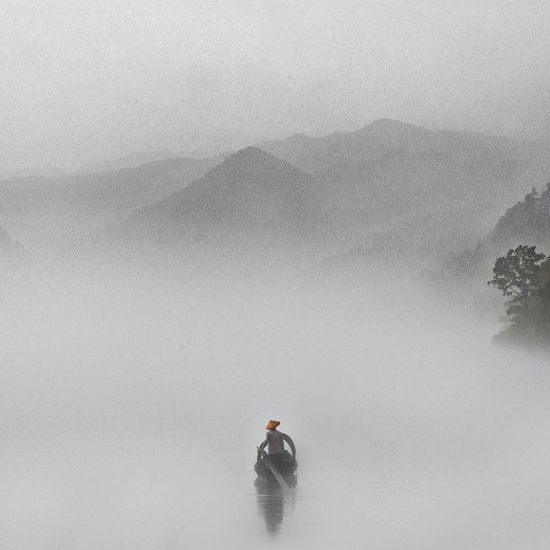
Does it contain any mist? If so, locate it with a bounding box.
[3,1,550,548]
[3,1,550,176]
[2,262,550,549]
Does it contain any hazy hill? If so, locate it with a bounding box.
[76,150,177,175]
[87,147,328,266]
[262,119,549,199]
[0,157,215,254]
[444,182,550,286]
[261,119,550,255]
[5,119,548,271]
[488,184,550,251]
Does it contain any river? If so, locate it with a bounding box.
[2,272,550,549]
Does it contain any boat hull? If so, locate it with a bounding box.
[254,450,297,485]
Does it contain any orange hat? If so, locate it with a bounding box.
[266,419,280,430]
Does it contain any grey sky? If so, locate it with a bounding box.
[2,0,550,172]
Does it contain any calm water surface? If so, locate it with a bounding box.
[2,278,550,549]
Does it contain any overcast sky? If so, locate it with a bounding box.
[2,0,550,173]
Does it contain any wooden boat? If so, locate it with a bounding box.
[255,449,297,487]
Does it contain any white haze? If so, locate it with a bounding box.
[2,0,550,174]
[3,1,550,547]
[2,266,550,549]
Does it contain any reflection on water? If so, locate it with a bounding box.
[255,476,297,535]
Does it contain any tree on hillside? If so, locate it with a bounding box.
[488,245,546,307]
[488,245,546,337]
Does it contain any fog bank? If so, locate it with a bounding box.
[2,268,550,549]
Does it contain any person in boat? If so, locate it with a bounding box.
[259,420,296,462]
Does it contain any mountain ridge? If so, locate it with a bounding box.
[0,156,216,254]
[124,146,322,236]
[76,146,329,268]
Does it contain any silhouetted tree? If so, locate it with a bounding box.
[488,245,546,338]
[488,245,545,308]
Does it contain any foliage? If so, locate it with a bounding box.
[488,245,545,307]
[488,245,549,340]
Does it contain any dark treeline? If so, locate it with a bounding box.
[488,245,550,343]
[444,180,550,345]
[486,183,550,344]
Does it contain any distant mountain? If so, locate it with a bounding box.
[261,119,550,255]
[93,147,327,263]
[489,184,550,251]
[76,150,177,175]
[445,182,550,283]
[262,119,439,176]
[6,119,549,271]
[0,157,216,254]
[262,119,549,188]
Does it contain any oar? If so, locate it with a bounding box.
[258,448,290,490]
